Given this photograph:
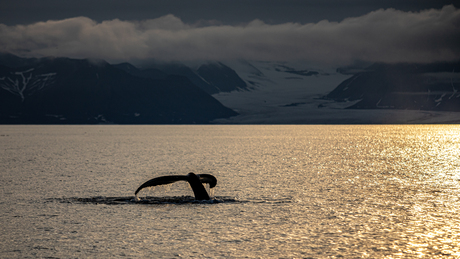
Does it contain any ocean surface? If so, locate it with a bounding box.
[1,125,460,258]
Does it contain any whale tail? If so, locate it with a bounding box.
[195,173,217,188]
[134,173,217,200]
[134,175,188,195]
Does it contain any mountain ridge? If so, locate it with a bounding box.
[123,61,249,95]
[326,62,460,112]
[0,54,238,124]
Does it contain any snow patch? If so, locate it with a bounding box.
[435,93,446,103]
[0,70,56,102]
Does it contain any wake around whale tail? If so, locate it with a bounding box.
[135,173,217,200]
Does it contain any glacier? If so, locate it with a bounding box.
[210,60,460,124]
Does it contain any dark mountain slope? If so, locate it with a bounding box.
[0,55,237,124]
[196,62,248,93]
[0,52,40,68]
[142,62,220,94]
[129,61,248,95]
[326,62,460,111]
[114,62,168,80]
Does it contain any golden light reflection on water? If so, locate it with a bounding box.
[402,190,460,257]
[2,125,460,258]
[276,125,460,258]
[345,125,460,257]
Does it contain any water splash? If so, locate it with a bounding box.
[49,196,238,205]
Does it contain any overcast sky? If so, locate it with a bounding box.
[1,0,459,66]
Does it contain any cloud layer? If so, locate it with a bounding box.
[1,5,459,65]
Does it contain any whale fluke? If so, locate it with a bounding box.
[135,173,217,200]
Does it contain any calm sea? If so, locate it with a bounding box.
[1,125,459,258]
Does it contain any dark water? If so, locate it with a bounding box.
[1,125,460,258]
[51,196,239,205]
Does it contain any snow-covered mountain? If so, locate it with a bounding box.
[209,60,460,124]
[1,52,459,124]
[117,59,460,124]
[213,60,349,107]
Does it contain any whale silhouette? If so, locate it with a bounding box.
[135,173,217,200]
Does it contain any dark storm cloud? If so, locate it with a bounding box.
[1,5,459,65]
[0,0,456,25]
